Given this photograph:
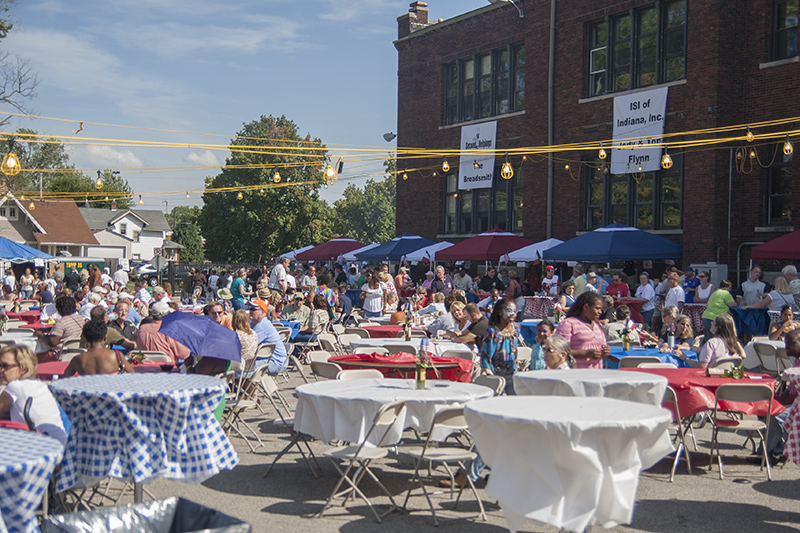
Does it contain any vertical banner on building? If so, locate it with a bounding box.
[611,87,669,174]
[458,120,497,190]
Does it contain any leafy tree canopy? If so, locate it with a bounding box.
[169,206,204,263]
[330,155,396,244]
[200,115,334,262]
[48,169,133,210]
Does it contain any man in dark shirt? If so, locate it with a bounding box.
[108,301,137,344]
[192,269,207,294]
[430,265,454,297]
[478,267,505,294]
[336,284,353,323]
[446,303,489,349]
[182,268,194,300]
[65,267,81,292]
[334,264,348,285]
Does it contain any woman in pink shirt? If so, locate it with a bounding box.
[554,292,610,369]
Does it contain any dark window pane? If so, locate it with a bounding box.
[662,174,681,202]
[590,183,604,205]
[461,191,473,214]
[637,177,654,203]
[612,204,628,224]
[636,204,654,228]
[589,207,604,229]
[668,1,687,26]
[662,205,681,227]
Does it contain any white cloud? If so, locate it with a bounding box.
[70,145,144,169]
[184,150,219,167]
[319,0,401,21]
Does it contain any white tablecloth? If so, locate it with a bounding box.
[0,429,63,533]
[294,378,493,445]
[465,396,673,533]
[349,337,473,357]
[0,331,49,354]
[50,374,238,492]
[513,369,668,406]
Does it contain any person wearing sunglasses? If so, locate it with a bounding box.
[693,271,715,304]
[543,335,576,370]
[0,346,68,444]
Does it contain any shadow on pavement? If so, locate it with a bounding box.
[631,499,800,532]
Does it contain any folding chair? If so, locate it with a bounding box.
[709,356,743,371]
[663,386,692,482]
[18,300,38,311]
[310,361,343,380]
[401,406,486,525]
[331,323,346,336]
[753,342,780,377]
[440,349,480,381]
[139,351,172,362]
[345,327,371,339]
[708,383,773,481]
[318,400,406,522]
[306,350,333,363]
[619,355,662,368]
[638,362,678,369]
[336,368,384,380]
[318,334,342,356]
[59,349,83,362]
[220,369,264,453]
[61,338,82,352]
[386,343,418,355]
[336,333,362,352]
[353,346,389,356]
[396,330,428,338]
[358,321,380,327]
[516,346,532,371]
[261,374,322,478]
[473,374,505,396]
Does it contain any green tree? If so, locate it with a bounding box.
[331,155,396,244]
[47,169,133,209]
[200,115,334,262]
[168,206,204,263]
[1,129,79,192]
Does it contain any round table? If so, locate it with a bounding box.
[513,368,668,406]
[50,374,238,496]
[464,396,673,533]
[0,429,64,533]
[348,337,473,357]
[0,330,50,354]
[294,378,493,445]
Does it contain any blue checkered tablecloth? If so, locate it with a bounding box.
[0,429,63,533]
[50,374,238,493]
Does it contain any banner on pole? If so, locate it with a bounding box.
[458,120,497,190]
[611,87,668,174]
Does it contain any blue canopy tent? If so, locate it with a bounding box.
[356,232,437,262]
[543,223,681,262]
[0,237,54,263]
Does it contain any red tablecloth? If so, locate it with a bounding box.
[625,367,784,418]
[20,322,52,331]
[613,298,644,323]
[36,360,173,380]
[6,310,41,324]
[399,288,417,298]
[524,296,557,319]
[330,352,473,383]
[362,325,403,338]
[683,303,706,333]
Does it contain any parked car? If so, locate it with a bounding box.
[134,262,166,286]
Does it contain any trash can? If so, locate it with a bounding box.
[42,497,251,533]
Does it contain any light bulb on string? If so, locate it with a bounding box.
[20,194,24,200]
[432,171,437,177]
[1,152,20,176]
[402,172,408,180]
[661,150,673,169]
[138,195,143,205]
[259,187,264,194]
[323,183,328,189]
[237,191,243,200]
[104,196,109,201]
[324,164,335,182]
[95,170,104,189]
[185,192,190,199]
[564,164,570,171]
[746,127,754,142]
[273,170,281,183]
[473,160,479,169]
[784,135,793,155]
[598,144,607,159]
[501,153,514,180]
[28,201,35,210]
[749,148,756,159]
[442,158,450,173]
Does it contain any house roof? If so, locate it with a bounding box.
[78,207,171,233]
[27,200,99,245]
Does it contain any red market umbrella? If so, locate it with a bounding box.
[751,228,800,260]
[295,236,366,261]
[435,228,535,262]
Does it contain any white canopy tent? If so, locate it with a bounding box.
[508,238,565,262]
[405,241,454,262]
[342,242,380,261]
[279,245,314,260]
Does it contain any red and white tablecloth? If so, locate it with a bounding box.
[524,296,557,319]
[782,367,800,465]
[683,303,706,333]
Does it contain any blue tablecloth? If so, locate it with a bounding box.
[608,346,698,369]
[519,320,543,345]
[465,292,480,304]
[274,320,301,340]
[51,374,238,492]
[345,289,364,309]
[730,307,769,336]
[0,429,63,533]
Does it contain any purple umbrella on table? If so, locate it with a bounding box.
[159,312,242,362]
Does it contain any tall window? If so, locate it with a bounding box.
[588,1,687,97]
[119,223,127,236]
[442,43,525,125]
[773,0,799,60]
[442,167,522,234]
[767,143,793,225]
[584,154,683,230]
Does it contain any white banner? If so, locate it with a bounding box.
[458,120,497,190]
[611,87,668,174]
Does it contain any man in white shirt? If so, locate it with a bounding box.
[300,266,317,291]
[664,273,685,311]
[112,264,129,287]
[269,257,289,295]
[583,272,599,294]
[541,265,560,295]
[738,265,770,306]
[454,267,473,292]
[782,265,800,311]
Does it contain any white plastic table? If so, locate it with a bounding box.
[513,368,668,406]
[348,337,473,357]
[294,378,493,445]
[465,396,673,533]
[50,374,238,498]
[0,330,49,353]
[0,429,64,533]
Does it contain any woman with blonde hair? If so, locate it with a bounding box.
[0,346,68,444]
[742,275,794,313]
[677,314,744,368]
[232,309,258,373]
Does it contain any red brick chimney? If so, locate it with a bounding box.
[398,1,430,39]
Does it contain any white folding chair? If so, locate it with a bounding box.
[396,330,428,338]
[353,346,389,356]
[473,374,505,396]
[753,342,780,377]
[345,327,371,339]
[318,400,406,522]
[306,350,333,364]
[401,406,486,525]
[310,361,343,380]
[317,334,342,356]
[619,355,662,368]
[709,356,743,371]
[386,343,418,355]
[638,362,678,369]
[336,368,384,380]
[61,338,82,352]
[708,383,773,481]
[336,333,362,352]
[516,346,532,371]
[139,351,172,362]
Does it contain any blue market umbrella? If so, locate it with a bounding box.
[543,222,681,262]
[0,236,54,263]
[356,232,437,262]
[159,311,242,362]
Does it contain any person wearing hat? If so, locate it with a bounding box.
[134,301,190,364]
[217,287,233,302]
[395,266,412,292]
[422,270,435,290]
[152,286,170,303]
[281,293,310,326]
[582,273,599,294]
[454,266,473,292]
[541,265,559,295]
[248,299,288,373]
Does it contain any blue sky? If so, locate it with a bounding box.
[2,0,488,212]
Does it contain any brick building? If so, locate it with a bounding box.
[394,0,798,279]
